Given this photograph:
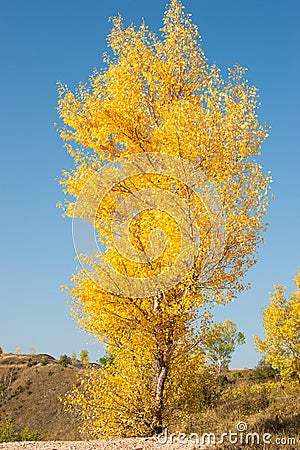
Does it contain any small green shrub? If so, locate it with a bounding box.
[216,374,231,387]
[20,427,39,441]
[27,358,37,368]
[232,371,242,380]
[41,358,49,366]
[0,414,39,443]
[25,380,32,390]
[248,359,279,381]
[58,354,72,367]
[14,385,25,396]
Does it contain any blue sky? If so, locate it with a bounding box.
[0,0,299,367]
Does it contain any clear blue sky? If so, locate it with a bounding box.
[0,0,299,367]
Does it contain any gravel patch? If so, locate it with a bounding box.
[0,438,209,450]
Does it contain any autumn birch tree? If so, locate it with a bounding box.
[203,320,245,374]
[57,0,270,437]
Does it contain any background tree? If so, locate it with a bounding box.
[203,319,245,374]
[254,269,300,380]
[98,352,114,367]
[58,0,270,437]
[79,350,90,364]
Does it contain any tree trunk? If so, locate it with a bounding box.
[149,353,168,435]
[148,291,171,436]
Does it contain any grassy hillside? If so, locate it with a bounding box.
[0,352,83,441]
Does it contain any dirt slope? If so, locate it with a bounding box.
[0,353,83,440]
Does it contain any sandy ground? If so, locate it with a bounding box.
[0,438,209,449]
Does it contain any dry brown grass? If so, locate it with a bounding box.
[187,371,300,449]
[0,353,83,440]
